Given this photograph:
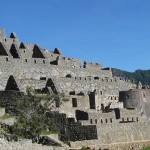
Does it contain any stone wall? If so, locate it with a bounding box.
[96,120,150,144]
[0,91,23,114]
[70,140,150,150]
[0,138,68,150]
[60,123,97,142]
[46,111,98,142]
[80,108,142,126]
[1,28,149,149]
[120,89,150,118]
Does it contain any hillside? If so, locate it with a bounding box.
[112,68,150,86]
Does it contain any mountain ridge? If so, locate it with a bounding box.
[112,68,150,86]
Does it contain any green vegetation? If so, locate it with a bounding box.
[17,136,27,140]
[0,124,6,134]
[141,147,150,150]
[63,141,71,147]
[20,78,40,81]
[80,147,92,150]
[40,130,58,135]
[19,78,46,82]
[0,115,15,120]
[8,87,68,140]
[112,68,150,86]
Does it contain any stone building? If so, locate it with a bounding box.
[0,28,150,148]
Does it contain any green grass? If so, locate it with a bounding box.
[20,78,37,81]
[0,107,5,109]
[0,125,6,134]
[0,115,15,120]
[63,141,71,147]
[141,147,150,150]
[40,130,58,135]
[19,78,45,82]
[17,136,26,140]
[80,147,92,150]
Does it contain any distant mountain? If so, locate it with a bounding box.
[112,68,150,86]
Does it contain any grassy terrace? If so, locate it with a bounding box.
[0,107,5,109]
[141,147,150,150]
[0,115,15,120]
[40,131,58,135]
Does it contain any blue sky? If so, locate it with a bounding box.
[0,0,150,72]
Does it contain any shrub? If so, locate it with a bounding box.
[80,147,92,150]
[8,87,68,140]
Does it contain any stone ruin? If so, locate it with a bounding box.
[0,28,150,148]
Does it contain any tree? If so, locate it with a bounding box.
[112,68,150,86]
[9,87,68,140]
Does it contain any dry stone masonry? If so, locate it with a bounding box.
[0,28,150,149]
